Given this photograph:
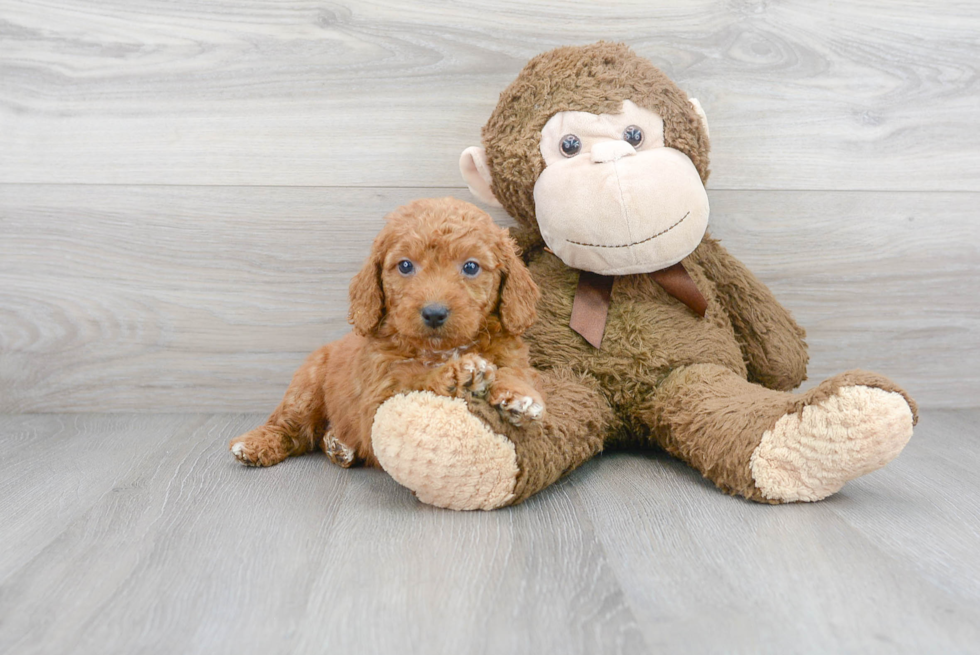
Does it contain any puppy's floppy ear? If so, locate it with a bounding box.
[348,239,386,336]
[497,230,540,335]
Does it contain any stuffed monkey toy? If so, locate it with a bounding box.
[370,42,917,510]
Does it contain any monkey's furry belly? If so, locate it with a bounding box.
[524,251,747,397]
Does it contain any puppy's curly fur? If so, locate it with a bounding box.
[230,197,544,469]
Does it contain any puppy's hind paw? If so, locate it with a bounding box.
[231,441,256,466]
[229,428,289,467]
[324,431,357,468]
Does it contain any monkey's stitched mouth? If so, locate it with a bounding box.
[564,212,690,249]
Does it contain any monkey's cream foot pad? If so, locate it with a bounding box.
[750,386,915,502]
[372,391,519,510]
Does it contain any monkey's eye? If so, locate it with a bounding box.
[623,125,644,148]
[461,260,481,277]
[560,134,582,157]
[397,259,415,276]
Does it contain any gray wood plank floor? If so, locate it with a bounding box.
[1,410,978,654]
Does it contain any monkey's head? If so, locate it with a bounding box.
[460,42,711,276]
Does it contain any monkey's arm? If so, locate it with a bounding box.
[690,234,809,391]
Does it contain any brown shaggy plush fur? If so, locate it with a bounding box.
[447,42,917,505]
[463,366,615,502]
[229,197,543,468]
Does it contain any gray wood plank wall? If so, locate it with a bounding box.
[1,0,978,411]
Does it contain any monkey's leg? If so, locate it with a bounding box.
[230,348,331,467]
[640,364,917,503]
[371,367,614,510]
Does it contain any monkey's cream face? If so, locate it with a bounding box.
[533,100,709,275]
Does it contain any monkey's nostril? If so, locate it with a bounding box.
[421,304,450,328]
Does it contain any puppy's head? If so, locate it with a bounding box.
[348,197,539,348]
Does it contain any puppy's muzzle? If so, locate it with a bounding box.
[421,303,450,329]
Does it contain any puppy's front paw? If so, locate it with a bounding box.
[440,354,496,398]
[490,388,545,426]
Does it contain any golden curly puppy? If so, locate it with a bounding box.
[230,197,544,469]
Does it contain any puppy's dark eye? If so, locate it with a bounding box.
[623,125,643,147]
[397,259,415,276]
[461,260,481,277]
[560,134,582,157]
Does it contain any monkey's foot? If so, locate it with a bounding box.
[372,391,518,510]
[750,385,914,502]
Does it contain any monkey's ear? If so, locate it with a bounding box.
[688,98,710,138]
[459,146,503,208]
[348,249,385,336]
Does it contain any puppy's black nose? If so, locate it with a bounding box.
[421,304,450,328]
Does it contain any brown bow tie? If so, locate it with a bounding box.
[569,262,707,349]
